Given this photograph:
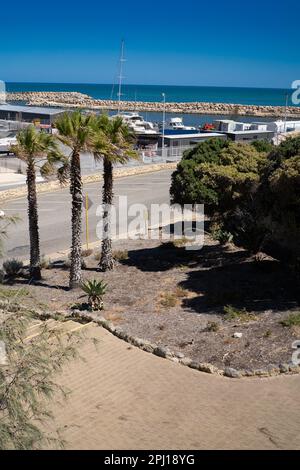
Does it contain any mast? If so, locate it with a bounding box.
[117,40,125,114]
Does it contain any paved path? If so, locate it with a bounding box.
[2,169,172,259]
[49,322,300,450]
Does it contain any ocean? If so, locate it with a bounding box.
[5,82,297,107]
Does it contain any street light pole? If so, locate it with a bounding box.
[284,92,289,133]
[162,93,166,160]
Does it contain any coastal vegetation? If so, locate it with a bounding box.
[11,126,63,280]
[170,136,300,265]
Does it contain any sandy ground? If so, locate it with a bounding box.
[48,321,300,450]
[7,237,300,370]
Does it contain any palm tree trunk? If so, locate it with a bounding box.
[99,156,114,271]
[27,159,41,280]
[69,150,83,289]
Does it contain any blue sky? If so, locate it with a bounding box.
[0,0,299,87]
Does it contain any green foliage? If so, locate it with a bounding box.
[251,140,274,153]
[211,227,233,245]
[206,321,220,332]
[81,279,107,311]
[3,259,24,279]
[0,306,82,449]
[170,135,300,264]
[223,305,256,322]
[170,139,266,214]
[280,312,300,328]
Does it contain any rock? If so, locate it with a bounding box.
[179,357,193,367]
[254,369,269,377]
[233,332,243,339]
[188,361,200,370]
[289,363,300,374]
[175,352,185,359]
[198,363,219,374]
[154,346,173,358]
[224,367,242,378]
[279,363,290,373]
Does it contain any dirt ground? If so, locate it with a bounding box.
[2,235,300,370]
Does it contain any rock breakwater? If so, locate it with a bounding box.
[6,91,300,118]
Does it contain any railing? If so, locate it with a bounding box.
[139,144,195,164]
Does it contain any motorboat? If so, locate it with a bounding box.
[114,112,159,136]
[167,117,196,131]
[0,132,17,154]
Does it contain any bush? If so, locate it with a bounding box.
[280,313,300,328]
[212,228,233,245]
[3,259,24,279]
[81,279,107,311]
[223,305,256,322]
[40,255,52,269]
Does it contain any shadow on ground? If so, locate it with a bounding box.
[122,241,300,315]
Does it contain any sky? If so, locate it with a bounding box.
[0,0,299,88]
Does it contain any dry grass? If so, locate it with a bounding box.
[113,250,129,261]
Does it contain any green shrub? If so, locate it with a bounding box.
[206,321,220,332]
[212,228,233,245]
[223,305,256,322]
[81,279,107,311]
[3,259,24,279]
[280,313,300,328]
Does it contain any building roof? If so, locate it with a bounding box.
[164,132,226,140]
[0,104,65,115]
[227,130,274,135]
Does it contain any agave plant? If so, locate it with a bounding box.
[81,279,107,311]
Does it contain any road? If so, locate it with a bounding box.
[2,169,173,259]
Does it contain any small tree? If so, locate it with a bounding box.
[0,306,82,449]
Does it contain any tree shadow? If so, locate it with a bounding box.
[179,258,300,315]
[122,240,248,273]
[10,277,69,292]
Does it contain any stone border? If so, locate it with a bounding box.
[0,162,177,204]
[2,298,299,379]
[67,309,300,379]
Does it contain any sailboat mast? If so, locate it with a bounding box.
[117,40,125,114]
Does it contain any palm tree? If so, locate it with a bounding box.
[54,111,98,289]
[11,126,62,281]
[93,115,136,271]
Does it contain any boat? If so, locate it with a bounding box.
[116,112,159,136]
[167,117,196,131]
[0,132,17,154]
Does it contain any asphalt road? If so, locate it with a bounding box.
[2,169,173,260]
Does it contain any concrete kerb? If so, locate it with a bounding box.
[0,162,177,204]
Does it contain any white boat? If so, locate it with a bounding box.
[168,117,196,131]
[0,132,17,153]
[115,112,159,136]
